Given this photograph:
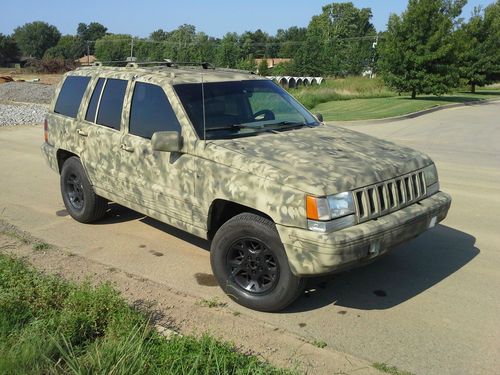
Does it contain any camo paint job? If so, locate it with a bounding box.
[42,65,451,276]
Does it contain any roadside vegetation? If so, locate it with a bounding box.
[312,88,500,121]
[289,77,395,109]
[0,254,292,374]
[288,77,500,121]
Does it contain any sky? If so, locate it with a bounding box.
[0,0,494,38]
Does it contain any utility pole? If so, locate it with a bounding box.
[130,37,134,60]
[86,42,90,65]
[370,35,379,79]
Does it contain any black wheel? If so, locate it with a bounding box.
[210,213,304,312]
[60,156,107,223]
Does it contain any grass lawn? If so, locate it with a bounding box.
[0,254,292,375]
[313,90,500,121]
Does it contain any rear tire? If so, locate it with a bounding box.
[210,213,304,312]
[60,156,107,223]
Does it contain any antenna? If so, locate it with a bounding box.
[201,74,206,146]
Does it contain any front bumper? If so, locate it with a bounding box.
[276,191,451,276]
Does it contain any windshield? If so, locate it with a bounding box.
[174,80,320,140]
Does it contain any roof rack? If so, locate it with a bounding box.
[81,60,256,75]
[87,60,215,70]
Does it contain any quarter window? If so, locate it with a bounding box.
[96,79,128,130]
[85,78,105,122]
[129,82,181,139]
[54,76,90,118]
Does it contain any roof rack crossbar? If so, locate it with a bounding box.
[85,60,214,69]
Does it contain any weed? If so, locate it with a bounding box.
[232,311,241,316]
[311,340,327,348]
[373,362,415,375]
[32,242,52,251]
[197,297,228,308]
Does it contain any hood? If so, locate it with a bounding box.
[207,125,433,195]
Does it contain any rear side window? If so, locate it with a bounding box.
[85,78,105,122]
[96,79,128,130]
[54,76,90,118]
[129,82,181,139]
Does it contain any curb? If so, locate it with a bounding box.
[330,97,500,126]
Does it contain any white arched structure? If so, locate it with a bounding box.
[266,76,325,88]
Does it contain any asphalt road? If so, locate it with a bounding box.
[1,101,499,375]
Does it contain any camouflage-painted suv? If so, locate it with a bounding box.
[41,63,451,311]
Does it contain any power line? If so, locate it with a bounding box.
[86,34,382,46]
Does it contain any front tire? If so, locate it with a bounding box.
[60,156,107,223]
[210,213,304,312]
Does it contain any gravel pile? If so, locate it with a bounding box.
[0,82,55,104]
[0,103,48,126]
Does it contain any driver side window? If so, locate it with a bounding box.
[129,82,181,139]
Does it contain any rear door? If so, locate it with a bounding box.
[118,81,195,225]
[50,75,92,155]
[79,77,129,194]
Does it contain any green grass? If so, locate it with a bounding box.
[0,254,293,374]
[289,76,395,109]
[373,362,415,375]
[312,90,500,121]
[286,76,500,121]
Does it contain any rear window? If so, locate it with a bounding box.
[129,82,181,139]
[96,79,128,130]
[54,76,91,118]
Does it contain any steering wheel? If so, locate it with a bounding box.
[253,109,275,121]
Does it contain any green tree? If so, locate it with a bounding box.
[215,32,241,68]
[275,27,307,59]
[379,0,466,98]
[77,22,108,54]
[236,57,257,72]
[44,35,86,60]
[272,61,297,76]
[94,34,131,62]
[0,34,19,64]
[257,59,270,76]
[295,2,376,76]
[455,1,500,92]
[13,21,61,58]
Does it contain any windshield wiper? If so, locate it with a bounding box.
[262,121,319,130]
[205,121,310,134]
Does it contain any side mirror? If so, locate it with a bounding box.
[151,131,183,152]
[316,113,324,122]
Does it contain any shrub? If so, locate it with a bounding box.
[25,58,77,73]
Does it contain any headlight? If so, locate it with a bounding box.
[306,192,356,232]
[423,164,439,195]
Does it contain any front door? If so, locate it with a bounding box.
[117,81,196,226]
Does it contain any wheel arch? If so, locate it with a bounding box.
[207,199,274,240]
[56,149,78,173]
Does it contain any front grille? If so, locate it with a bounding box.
[354,170,427,223]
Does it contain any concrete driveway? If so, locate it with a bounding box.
[0,101,499,375]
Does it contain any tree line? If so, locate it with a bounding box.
[0,0,498,97]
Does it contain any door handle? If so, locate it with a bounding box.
[77,129,88,137]
[120,144,135,152]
